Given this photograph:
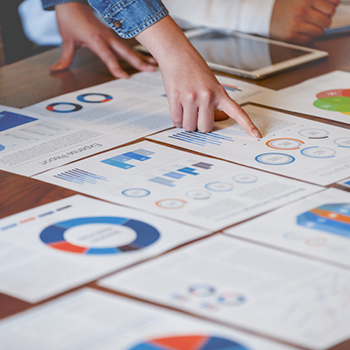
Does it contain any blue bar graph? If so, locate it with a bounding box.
[101,148,154,169]
[169,131,234,146]
[164,172,186,179]
[149,177,175,187]
[177,167,199,175]
[54,168,108,185]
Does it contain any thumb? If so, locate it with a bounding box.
[51,41,75,72]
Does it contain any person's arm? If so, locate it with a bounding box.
[41,0,157,77]
[270,0,340,43]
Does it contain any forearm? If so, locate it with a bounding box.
[41,0,88,10]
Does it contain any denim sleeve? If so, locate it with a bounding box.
[41,0,89,11]
[88,0,169,38]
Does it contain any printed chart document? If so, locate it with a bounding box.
[26,71,269,131]
[251,71,350,125]
[0,195,207,303]
[99,234,350,350]
[26,72,173,134]
[0,105,130,176]
[0,288,297,350]
[148,105,350,186]
[226,188,350,268]
[34,141,321,231]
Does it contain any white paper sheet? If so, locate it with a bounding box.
[99,234,350,349]
[33,141,322,231]
[148,105,350,186]
[0,195,207,303]
[0,106,130,176]
[26,71,272,123]
[251,71,350,125]
[0,288,297,350]
[226,188,350,268]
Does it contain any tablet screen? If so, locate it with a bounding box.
[188,31,309,72]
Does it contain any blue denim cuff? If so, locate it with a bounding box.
[41,0,89,10]
[88,0,169,38]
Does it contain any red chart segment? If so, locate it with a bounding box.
[130,335,250,350]
[314,89,350,115]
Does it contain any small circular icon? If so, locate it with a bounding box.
[283,232,305,241]
[186,190,211,200]
[46,102,82,113]
[334,137,350,148]
[76,93,112,103]
[188,283,216,297]
[266,138,304,150]
[205,182,233,192]
[156,199,187,209]
[217,292,246,306]
[233,174,258,183]
[300,147,336,158]
[255,153,295,165]
[298,129,329,139]
[122,188,150,198]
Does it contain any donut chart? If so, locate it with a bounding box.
[40,217,160,254]
[313,89,350,115]
[129,335,250,350]
[46,102,83,113]
[297,203,350,238]
[77,93,112,103]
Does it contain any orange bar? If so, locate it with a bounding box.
[311,208,350,224]
[50,241,87,253]
[20,217,36,224]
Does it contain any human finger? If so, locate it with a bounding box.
[197,105,215,133]
[181,93,199,132]
[50,40,75,72]
[295,20,325,38]
[219,97,261,138]
[305,6,332,27]
[167,95,183,128]
[88,35,129,78]
[312,0,339,16]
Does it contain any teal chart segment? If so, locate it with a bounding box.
[40,217,160,254]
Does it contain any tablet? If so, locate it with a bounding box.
[185,29,328,79]
[134,28,328,80]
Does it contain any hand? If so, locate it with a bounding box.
[270,0,340,43]
[53,2,157,78]
[136,16,261,137]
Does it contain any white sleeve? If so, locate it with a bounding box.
[163,0,276,37]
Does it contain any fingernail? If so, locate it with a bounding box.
[253,128,261,138]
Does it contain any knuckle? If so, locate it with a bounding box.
[184,91,197,103]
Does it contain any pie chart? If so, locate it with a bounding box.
[313,88,350,115]
[129,335,250,350]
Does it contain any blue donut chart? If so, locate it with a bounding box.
[77,93,113,103]
[255,153,295,165]
[40,216,160,255]
[46,102,83,113]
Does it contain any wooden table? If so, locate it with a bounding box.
[1,35,350,350]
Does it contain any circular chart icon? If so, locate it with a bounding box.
[255,153,295,165]
[77,93,112,103]
[314,89,350,115]
[129,335,250,350]
[266,138,304,150]
[40,217,160,254]
[298,128,329,139]
[233,174,257,183]
[188,283,216,297]
[0,144,5,152]
[46,102,82,113]
[217,292,246,307]
[156,199,187,209]
[300,146,336,158]
[334,137,350,148]
[186,190,211,200]
[122,188,150,198]
[205,182,233,192]
[283,231,305,241]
